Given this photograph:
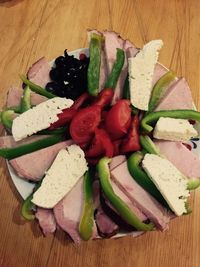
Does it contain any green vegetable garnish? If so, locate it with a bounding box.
[20,86,31,113]
[148,71,176,112]
[105,48,125,89]
[79,169,95,241]
[20,74,56,99]
[87,33,103,96]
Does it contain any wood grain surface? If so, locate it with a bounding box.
[0,0,200,266]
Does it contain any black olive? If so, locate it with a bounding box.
[55,56,66,67]
[50,68,61,81]
[46,82,60,93]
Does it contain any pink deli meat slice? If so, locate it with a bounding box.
[27,57,51,88]
[9,140,73,182]
[151,63,168,88]
[110,155,126,171]
[6,87,47,108]
[54,177,97,243]
[155,78,193,111]
[155,140,200,178]
[111,162,171,230]
[111,181,147,222]
[35,208,57,236]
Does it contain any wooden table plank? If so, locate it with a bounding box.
[0,0,200,267]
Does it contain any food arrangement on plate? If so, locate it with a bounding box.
[1,29,200,243]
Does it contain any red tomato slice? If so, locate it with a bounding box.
[94,88,114,108]
[120,115,141,154]
[49,92,90,129]
[49,108,77,129]
[105,99,131,140]
[113,139,122,156]
[70,105,101,144]
[85,128,114,158]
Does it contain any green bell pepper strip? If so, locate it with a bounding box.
[87,33,103,96]
[21,181,42,220]
[20,86,31,113]
[187,178,200,190]
[184,201,192,215]
[122,75,138,115]
[141,110,200,133]
[105,48,125,89]
[1,110,14,129]
[0,134,63,160]
[127,152,170,209]
[7,106,22,114]
[79,169,95,240]
[123,76,130,99]
[148,71,176,113]
[20,74,56,99]
[97,157,154,231]
[140,135,160,155]
[37,127,68,135]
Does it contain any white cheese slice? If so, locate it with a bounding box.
[12,97,73,141]
[142,154,190,216]
[128,40,163,110]
[153,117,198,141]
[32,144,88,208]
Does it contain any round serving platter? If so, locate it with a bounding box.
[6,48,200,239]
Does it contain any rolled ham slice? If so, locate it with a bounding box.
[155,140,200,178]
[9,140,73,181]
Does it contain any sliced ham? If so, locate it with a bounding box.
[155,140,200,178]
[110,155,126,171]
[35,208,56,236]
[6,87,47,108]
[111,181,147,222]
[111,161,171,230]
[9,140,73,181]
[27,57,51,88]
[151,63,168,88]
[54,177,97,243]
[95,207,119,238]
[155,78,193,111]
[93,180,119,238]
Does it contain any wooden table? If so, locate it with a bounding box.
[0,0,200,266]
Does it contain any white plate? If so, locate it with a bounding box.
[7,48,200,238]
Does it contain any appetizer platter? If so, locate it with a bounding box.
[1,29,200,243]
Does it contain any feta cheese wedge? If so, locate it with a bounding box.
[32,145,88,208]
[153,117,198,142]
[128,40,163,110]
[12,97,73,141]
[142,154,190,216]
